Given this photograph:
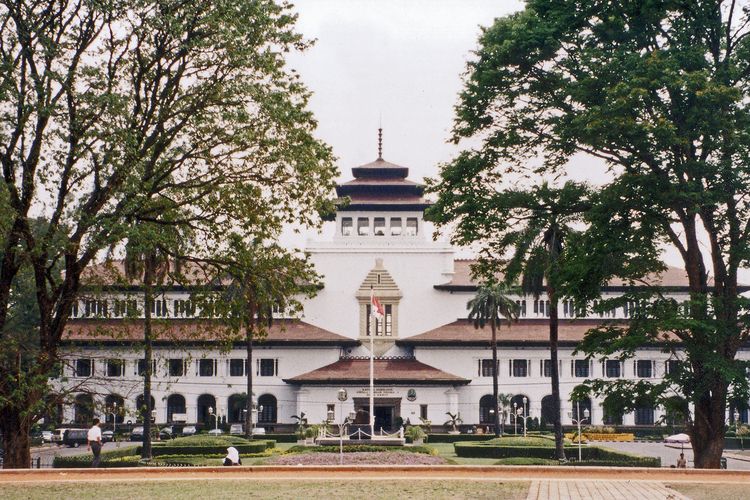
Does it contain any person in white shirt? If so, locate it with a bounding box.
[87,418,103,467]
[223,446,242,466]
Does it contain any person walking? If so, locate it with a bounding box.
[87,418,103,467]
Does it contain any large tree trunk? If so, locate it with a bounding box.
[691,386,727,468]
[491,320,501,437]
[1,408,32,469]
[141,257,155,460]
[547,286,565,460]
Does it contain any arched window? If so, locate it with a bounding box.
[104,394,125,424]
[197,394,216,425]
[135,395,156,422]
[541,395,556,429]
[479,395,494,424]
[74,394,94,424]
[166,394,186,423]
[228,394,247,423]
[571,397,591,422]
[258,394,277,423]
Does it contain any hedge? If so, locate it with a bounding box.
[53,447,141,468]
[454,441,659,466]
[136,440,273,457]
[426,434,496,443]
[266,433,298,443]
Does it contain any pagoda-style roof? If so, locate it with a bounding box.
[283,357,470,385]
[335,133,431,212]
[62,319,359,347]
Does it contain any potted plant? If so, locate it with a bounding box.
[405,425,427,445]
[444,412,463,434]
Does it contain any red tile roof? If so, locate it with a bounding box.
[284,358,470,385]
[62,319,357,346]
[437,260,720,289]
[398,318,664,346]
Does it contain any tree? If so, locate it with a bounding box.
[207,236,322,440]
[467,284,519,437]
[428,176,588,459]
[444,0,750,468]
[0,0,336,468]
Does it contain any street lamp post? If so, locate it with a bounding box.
[208,406,220,432]
[513,402,518,435]
[569,401,590,462]
[522,397,528,438]
[327,388,355,465]
[110,402,117,435]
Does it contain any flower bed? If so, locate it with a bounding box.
[268,452,448,465]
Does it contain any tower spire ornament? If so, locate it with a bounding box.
[377,127,383,160]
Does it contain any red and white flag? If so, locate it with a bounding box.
[370,288,384,319]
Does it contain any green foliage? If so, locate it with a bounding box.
[155,435,258,447]
[494,457,559,465]
[286,445,435,455]
[404,426,427,442]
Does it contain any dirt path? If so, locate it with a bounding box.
[1,465,749,485]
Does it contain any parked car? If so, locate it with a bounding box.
[252,427,266,435]
[41,430,54,443]
[181,425,197,436]
[52,429,66,444]
[130,427,144,441]
[101,430,114,443]
[62,429,88,448]
[207,428,223,436]
[229,424,243,435]
[158,426,174,440]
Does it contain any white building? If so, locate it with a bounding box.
[54,143,750,433]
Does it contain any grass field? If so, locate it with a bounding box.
[0,479,530,500]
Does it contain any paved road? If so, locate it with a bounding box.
[595,441,750,470]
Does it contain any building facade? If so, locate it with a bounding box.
[54,146,750,433]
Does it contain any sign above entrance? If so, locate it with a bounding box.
[356,387,395,397]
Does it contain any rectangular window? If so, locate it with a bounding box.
[666,359,680,375]
[75,359,92,377]
[515,300,527,317]
[151,298,168,317]
[341,217,353,236]
[373,217,386,236]
[574,359,590,378]
[113,299,124,317]
[107,359,124,377]
[420,404,428,420]
[405,217,418,236]
[390,217,402,235]
[543,359,552,377]
[480,359,496,377]
[636,360,653,378]
[230,359,245,377]
[512,359,528,377]
[259,358,277,376]
[635,407,655,425]
[173,299,195,317]
[366,305,393,337]
[71,301,79,317]
[327,404,335,419]
[137,359,157,376]
[199,359,215,377]
[85,299,108,317]
[357,217,370,235]
[168,358,184,377]
[605,359,621,378]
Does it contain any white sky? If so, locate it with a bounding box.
[283,1,748,282]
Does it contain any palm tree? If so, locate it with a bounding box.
[502,181,589,460]
[468,283,519,437]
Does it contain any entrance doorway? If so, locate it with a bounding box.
[374,406,394,432]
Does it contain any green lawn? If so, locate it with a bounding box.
[0,479,530,500]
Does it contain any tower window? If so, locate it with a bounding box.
[390,218,402,235]
[405,218,418,236]
[357,217,370,235]
[342,218,353,236]
[373,218,386,236]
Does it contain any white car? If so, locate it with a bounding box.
[229,424,244,435]
[207,428,223,436]
[181,425,197,436]
[41,430,54,443]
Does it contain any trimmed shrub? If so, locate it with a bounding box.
[426,434,496,443]
[137,440,273,457]
[53,447,140,468]
[495,457,559,465]
[266,433,297,443]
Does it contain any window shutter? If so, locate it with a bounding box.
[633,360,637,376]
[275,359,279,376]
[527,359,531,377]
[539,360,543,376]
[570,360,574,377]
[509,360,512,377]
[195,360,199,376]
[651,360,656,378]
[620,360,624,377]
[477,360,481,377]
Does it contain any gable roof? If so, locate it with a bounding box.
[283,358,470,385]
[62,319,358,347]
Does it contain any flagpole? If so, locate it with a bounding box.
[369,287,375,437]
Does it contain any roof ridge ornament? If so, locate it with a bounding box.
[377,127,383,160]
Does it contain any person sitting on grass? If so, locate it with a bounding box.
[677,453,687,468]
[223,446,242,466]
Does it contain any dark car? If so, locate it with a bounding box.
[62,429,88,448]
[158,426,174,440]
[130,426,144,441]
[102,430,114,443]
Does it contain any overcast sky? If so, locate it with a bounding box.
[287,0,525,184]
